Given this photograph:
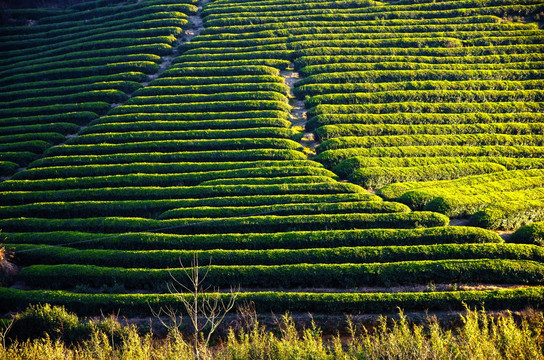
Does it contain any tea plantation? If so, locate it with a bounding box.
[0,0,543,317]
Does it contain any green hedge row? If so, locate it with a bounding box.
[512,222,544,246]
[181,36,285,50]
[296,42,543,58]
[299,60,543,78]
[316,145,544,168]
[423,188,544,218]
[306,112,544,131]
[159,201,407,220]
[4,36,173,77]
[0,72,148,93]
[0,123,80,137]
[0,141,52,154]
[399,172,544,209]
[0,161,19,176]
[19,160,322,180]
[181,43,289,55]
[306,90,544,108]
[0,18,187,52]
[0,184,369,219]
[0,102,110,119]
[0,111,97,128]
[170,58,291,70]
[132,83,289,97]
[317,134,544,153]
[0,80,142,102]
[0,194,369,221]
[37,3,195,26]
[125,91,288,105]
[203,0,540,18]
[334,156,544,178]
[161,65,280,77]
[0,195,384,220]
[17,259,544,291]
[82,118,291,134]
[3,27,182,61]
[296,70,543,88]
[132,193,378,209]
[0,212,448,233]
[2,286,543,316]
[2,226,501,250]
[204,4,544,27]
[350,162,507,189]
[198,176,333,186]
[90,110,289,125]
[0,9,188,39]
[0,89,128,109]
[0,132,66,145]
[297,80,544,98]
[66,128,298,145]
[307,102,544,118]
[378,169,544,200]
[1,182,364,205]
[189,31,541,51]
[200,15,503,35]
[200,19,533,39]
[201,0,377,17]
[151,74,284,86]
[0,166,336,192]
[14,243,542,269]
[470,200,544,231]
[108,100,291,115]
[0,61,159,85]
[315,123,544,141]
[0,152,37,167]
[44,138,301,156]
[172,51,293,64]
[28,149,307,168]
[1,44,170,75]
[294,52,543,69]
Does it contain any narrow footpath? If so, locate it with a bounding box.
[280,63,318,157]
[142,0,209,86]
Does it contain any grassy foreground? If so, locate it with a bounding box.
[2,305,543,359]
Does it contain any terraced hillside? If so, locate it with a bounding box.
[1,0,543,317]
[0,0,200,178]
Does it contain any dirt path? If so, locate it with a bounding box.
[280,63,318,157]
[142,0,209,86]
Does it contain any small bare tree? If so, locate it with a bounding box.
[150,254,238,359]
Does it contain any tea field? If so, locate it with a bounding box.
[0,0,543,317]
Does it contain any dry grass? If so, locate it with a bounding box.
[1,307,543,360]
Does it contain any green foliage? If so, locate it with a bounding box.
[334,156,544,178]
[317,134,544,154]
[2,226,501,250]
[8,304,91,344]
[316,145,544,168]
[29,149,308,167]
[0,212,447,233]
[350,162,507,189]
[17,259,544,291]
[470,200,544,230]
[306,112,544,131]
[316,123,544,141]
[43,138,301,157]
[1,287,544,316]
[0,162,19,177]
[16,160,322,180]
[12,243,543,269]
[512,222,544,246]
